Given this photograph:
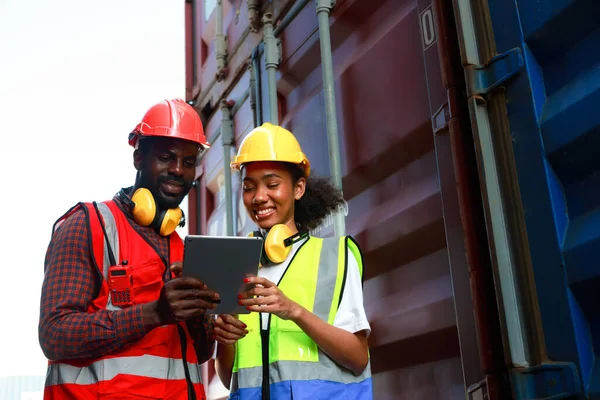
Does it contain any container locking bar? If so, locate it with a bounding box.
[510,362,582,400]
[465,47,524,97]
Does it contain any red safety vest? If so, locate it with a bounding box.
[44,200,207,400]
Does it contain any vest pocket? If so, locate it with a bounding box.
[234,316,262,371]
[131,261,165,305]
[234,338,263,370]
[271,319,319,363]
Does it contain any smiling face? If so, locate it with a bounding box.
[134,137,199,210]
[241,161,306,232]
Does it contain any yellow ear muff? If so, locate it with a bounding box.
[131,188,156,226]
[255,224,310,265]
[158,208,184,237]
[264,224,295,264]
[250,226,309,265]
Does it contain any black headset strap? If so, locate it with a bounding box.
[255,228,310,247]
[92,201,117,267]
[283,229,310,247]
[176,323,197,400]
[118,188,135,208]
[179,208,186,228]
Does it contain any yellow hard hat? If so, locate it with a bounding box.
[231,123,311,177]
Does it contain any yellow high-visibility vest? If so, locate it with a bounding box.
[230,236,373,400]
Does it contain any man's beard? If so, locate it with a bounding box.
[138,172,192,210]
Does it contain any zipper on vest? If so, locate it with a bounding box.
[260,327,270,400]
[258,238,309,399]
[166,244,171,281]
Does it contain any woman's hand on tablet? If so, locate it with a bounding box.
[238,277,302,321]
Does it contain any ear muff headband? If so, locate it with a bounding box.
[129,188,184,236]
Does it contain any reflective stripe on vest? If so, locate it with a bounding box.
[232,236,371,395]
[231,359,372,392]
[313,236,341,322]
[95,202,121,311]
[46,354,202,386]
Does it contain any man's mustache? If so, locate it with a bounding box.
[158,175,187,186]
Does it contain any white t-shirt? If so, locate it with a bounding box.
[258,237,371,336]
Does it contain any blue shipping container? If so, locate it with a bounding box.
[458,0,600,398]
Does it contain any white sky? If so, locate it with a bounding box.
[0,0,187,377]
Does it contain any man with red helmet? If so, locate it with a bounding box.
[39,99,216,400]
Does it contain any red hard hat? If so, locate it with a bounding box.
[128,99,210,149]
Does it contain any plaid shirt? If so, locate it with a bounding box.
[39,188,214,363]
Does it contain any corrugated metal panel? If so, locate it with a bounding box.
[478,0,600,397]
[189,0,469,398]
[0,376,44,400]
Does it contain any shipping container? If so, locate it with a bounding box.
[454,0,600,398]
[185,0,600,399]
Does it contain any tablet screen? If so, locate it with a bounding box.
[182,235,263,314]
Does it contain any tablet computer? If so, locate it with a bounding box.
[182,235,263,314]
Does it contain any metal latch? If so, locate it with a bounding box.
[510,362,582,399]
[465,47,524,97]
[467,379,488,400]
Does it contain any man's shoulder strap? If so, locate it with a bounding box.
[63,201,119,277]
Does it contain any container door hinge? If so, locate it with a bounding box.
[510,362,583,400]
[465,47,524,97]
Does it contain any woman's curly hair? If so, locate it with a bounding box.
[285,163,346,230]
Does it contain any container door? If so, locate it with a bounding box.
[461,0,600,397]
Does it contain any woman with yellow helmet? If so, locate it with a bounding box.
[213,123,373,399]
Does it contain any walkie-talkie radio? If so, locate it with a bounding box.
[108,261,134,307]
